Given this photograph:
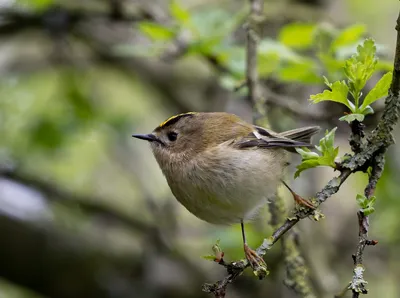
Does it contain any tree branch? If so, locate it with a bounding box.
[0,6,151,37]
[0,167,149,232]
[349,152,383,297]
[246,0,264,115]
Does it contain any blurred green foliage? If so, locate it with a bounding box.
[1,0,400,298]
[124,1,393,93]
[17,0,54,10]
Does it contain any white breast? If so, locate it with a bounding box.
[164,144,288,225]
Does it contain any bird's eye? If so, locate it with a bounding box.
[167,131,178,142]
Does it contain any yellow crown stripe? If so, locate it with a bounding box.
[158,112,197,128]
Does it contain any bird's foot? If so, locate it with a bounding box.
[293,192,315,209]
[281,180,315,209]
[244,243,268,279]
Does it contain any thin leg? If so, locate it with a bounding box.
[241,220,266,269]
[281,180,315,209]
[241,220,246,244]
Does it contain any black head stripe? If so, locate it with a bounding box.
[155,112,196,130]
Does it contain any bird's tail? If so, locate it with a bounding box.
[279,126,320,144]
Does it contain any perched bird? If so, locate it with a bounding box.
[133,112,319,267]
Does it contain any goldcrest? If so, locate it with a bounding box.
[133,112,319,265]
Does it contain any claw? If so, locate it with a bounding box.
[244,243,264,264]
[293,193,316,209]
[244,244,268,279]
[281,180,315,209]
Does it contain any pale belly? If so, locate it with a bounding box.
[164,147,288,225]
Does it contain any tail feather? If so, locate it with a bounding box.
[279,126,320,144]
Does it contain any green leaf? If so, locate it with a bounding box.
[318,53,345,79]
[202,255,217,261]
[317,127,337,154]
[356,194,376,215]
[309,80,352,110]
[339,113,365,123]
[376,60,394,72]
[278,23,316,49]
[344,38,377,95]
[138,22,176,40]
[295,147,320,159]
[295,128,339,178]
[362,206,375,216]
[17,0,54,10]
[356,194,367,208]
[331,24,366,49]
[221,46,246,78]
[294,159,320,178]
[258,53,280,76]
[212,239,222,254]
[279,60,321,84]
[323,76,332,88]
[190,7,247,39]
[187,36,223,55]
[219,75,241,91]
[360,71,392,111]
[30,119,64,150]
[361,105,374,115]
[369,196,377,205]
[259,38,301,62]
[170,0,191,24]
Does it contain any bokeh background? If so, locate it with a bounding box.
[0,0,399,297]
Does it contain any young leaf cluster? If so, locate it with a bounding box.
[294,127,339,178]
[202,239,223,261]
[310,38,393,123]
[356,194,376,215]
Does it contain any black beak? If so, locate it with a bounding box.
[132,134,164,145]
[132,134,157,142]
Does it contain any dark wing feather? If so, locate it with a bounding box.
[234,126,320,150]
[278,126,320,143]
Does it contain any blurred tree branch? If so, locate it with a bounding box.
[0,167,149,231]
[0,167,212,298]
[0,201,211,298]
[0,210,141,298]
[0,5,152,37]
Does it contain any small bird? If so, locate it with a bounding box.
[133,112,319,268]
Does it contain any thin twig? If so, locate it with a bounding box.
[350,152,383,297]
[246,0,265,124]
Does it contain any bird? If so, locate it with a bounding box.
[132,112,319,268]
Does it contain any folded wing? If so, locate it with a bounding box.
[234,126,320,150]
